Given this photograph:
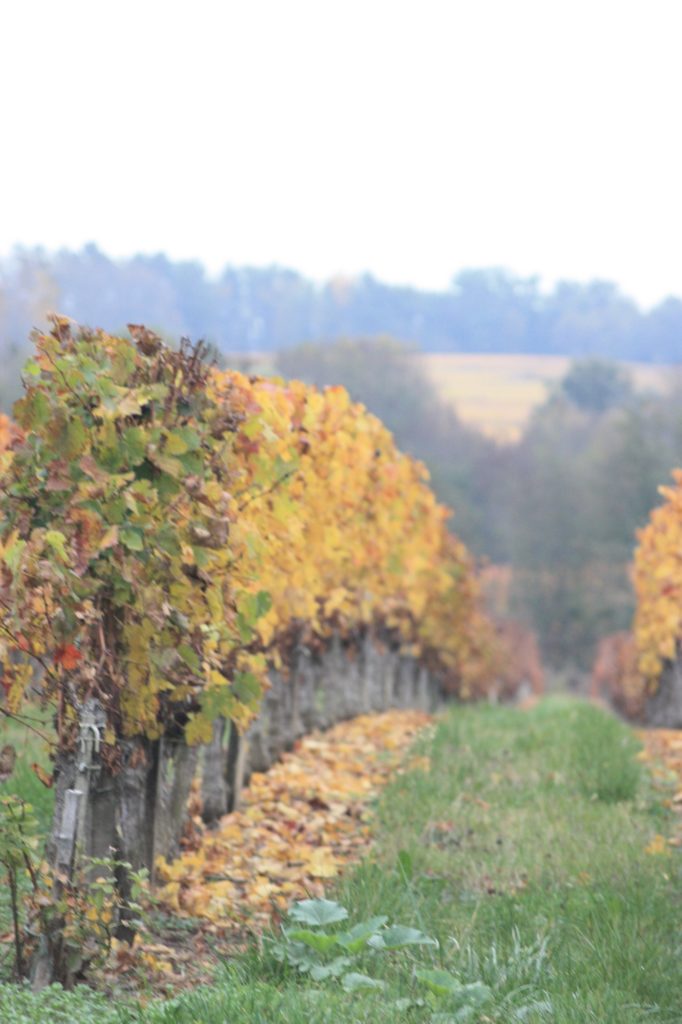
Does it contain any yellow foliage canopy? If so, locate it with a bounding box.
[0,322,497,744]
[634,469,682,684]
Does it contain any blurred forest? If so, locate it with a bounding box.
[1,246,681,409]
[1,244,681,672]
[278,340,682,672]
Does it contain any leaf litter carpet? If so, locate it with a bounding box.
[112,709,432,991]
[638,727,682,854]
[157,709,431,926]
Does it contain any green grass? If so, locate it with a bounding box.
[0,982,129,1024]
[0,709,56,834]
[331,699,682,1022]
[2,699,682,1022]
[0,710,56,981]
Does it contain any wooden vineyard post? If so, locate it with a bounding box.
[201,718,229,824]
[32,699,105,990]
[225,722,248,812]
[150,734,200,877]
[73,699,106,860]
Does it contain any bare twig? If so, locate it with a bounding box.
[0,707,56,747]
[237,468,297,512]
[7,867,24,978]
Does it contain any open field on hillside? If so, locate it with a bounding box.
[228,350,676,443]
[422,354,674,441]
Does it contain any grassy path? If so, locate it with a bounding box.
[3,699,682,1022]
[338,699,682,1022]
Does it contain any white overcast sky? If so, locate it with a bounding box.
[2,0,681,306]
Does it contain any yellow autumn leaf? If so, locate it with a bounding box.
[164,432,189,455]
[645,834,669,856]
[306,848,339,878]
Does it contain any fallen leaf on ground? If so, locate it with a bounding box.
[644,833,668,856]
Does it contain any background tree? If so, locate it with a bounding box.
[500,368,682,668]
[559,358,634,412]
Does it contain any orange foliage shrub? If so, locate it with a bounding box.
[590,631,645,720]
[491,621,544,700]
[0,414,22,453]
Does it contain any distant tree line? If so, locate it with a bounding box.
[1,248,681,399]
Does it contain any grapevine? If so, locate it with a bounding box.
[0,319,496,751]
